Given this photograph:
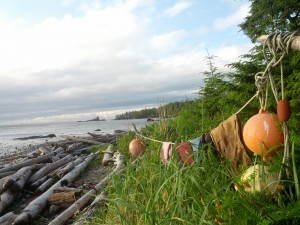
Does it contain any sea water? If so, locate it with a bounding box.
[0,119,150,156]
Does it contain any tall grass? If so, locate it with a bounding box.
[88,99,300,225]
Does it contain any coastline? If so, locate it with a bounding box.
[0,128,128,225]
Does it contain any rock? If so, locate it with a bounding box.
[77,116,106,122]
[14,134,56,140]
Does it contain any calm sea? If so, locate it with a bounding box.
[0,119,150,156]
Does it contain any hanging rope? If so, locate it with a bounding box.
[131,123,175,145]
[257,31,298,184]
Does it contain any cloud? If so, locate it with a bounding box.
[0,0,254,125]
[214,3,250,31]
[149,30,186,49]
[163,2,191,17]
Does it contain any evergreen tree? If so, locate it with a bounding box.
[229,0,300,131]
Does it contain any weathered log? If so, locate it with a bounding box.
[257,34,300,51]
[69,148,89,156]
[87,132,116,143]
[48,191,81,208]
[66,143,85,152]
[14,134,56,140]
[38,146,50,155]
[35,177,55,194]
[0,189,19,215]
[72,191,107,225]
[27,149,42,159]
[28,175,49,191]
[54,187,85,193]
[28,155,73,184]
[0,147,64,174]
[102,144,114,166]
[3,167,32,192]
[0,154,28,163]
[0,167,32,214]
[60,135,105,145]
[12,154,95,225]
[48,153,126,225]
[0,176,11,195]
[55,157,85,178]
[0,212,18,225]
[0,171,15,179]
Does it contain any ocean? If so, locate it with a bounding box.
[0,119,150,156]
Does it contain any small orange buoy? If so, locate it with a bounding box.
[243,109,284,159]
[277,99,291,122]
[129,138,145,156]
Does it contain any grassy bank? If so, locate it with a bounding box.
[86,117,300,225]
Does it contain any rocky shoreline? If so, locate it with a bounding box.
[0,130,128,225]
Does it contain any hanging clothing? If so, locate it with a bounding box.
[160,142,173,164]
[177,142,193,165]
[210,114,253,172]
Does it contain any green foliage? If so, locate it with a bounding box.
[114,101,192,120]
[240,0,300,42]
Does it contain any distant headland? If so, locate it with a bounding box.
[77,116,106,122]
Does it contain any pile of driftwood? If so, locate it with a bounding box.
[0,131,127,225]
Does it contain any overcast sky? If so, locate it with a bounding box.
[0,0,254,125]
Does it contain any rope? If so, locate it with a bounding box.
[259,32,298,185]
[131,123,175,145]
[236,92,258,114]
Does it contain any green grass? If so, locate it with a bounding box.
[84,115,300,225]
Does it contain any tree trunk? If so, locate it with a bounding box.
[12,154,95,225]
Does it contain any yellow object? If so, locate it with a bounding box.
[240,164,278,193]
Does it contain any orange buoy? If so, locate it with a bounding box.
[277,99,291,122]
[129,138,145,156]
[243,109,284,159]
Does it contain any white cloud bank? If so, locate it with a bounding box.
[0,0,253,125]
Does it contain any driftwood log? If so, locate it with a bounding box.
[0,128,125,224]
[60,135,105,146]
[0,212,18,225]
[35,177,55,194]
[102,144,114,166]
[0,147,64,174]
[48,153,126,225]
[27,155,73,184]
[0,167,32,214]
[2,167,32,192]
[48,191,81,208]
[257,34,300,51]
[12,154,95,225]
[72,191,108,225]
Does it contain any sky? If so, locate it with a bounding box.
[0,0,254,125]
